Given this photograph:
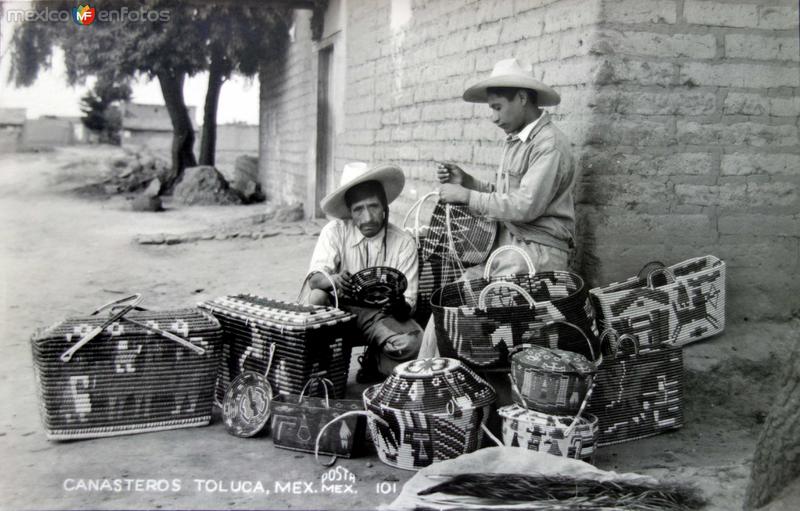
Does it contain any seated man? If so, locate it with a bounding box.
[306,162,422,382]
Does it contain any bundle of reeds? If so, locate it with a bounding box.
[415,472,705,510]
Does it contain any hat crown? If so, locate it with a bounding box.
[340,161,370,187]
[491,58,533,78]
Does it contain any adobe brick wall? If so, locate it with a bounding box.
[259,0,799,320]
[258,9,316,206]
[580,0,800,320]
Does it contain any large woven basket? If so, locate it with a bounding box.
[31,295,222,440]
[363,357,495,470]
[586,330,684,446]
[590,255,725,347]
[199,294,355,402]
[499,404,599,463]
[432,246,597,368]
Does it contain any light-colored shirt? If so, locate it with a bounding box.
[467,111,576,251]
[308,219,419,308]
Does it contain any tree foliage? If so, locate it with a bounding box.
[9,0,290,191]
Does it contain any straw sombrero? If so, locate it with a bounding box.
[321,162,405,219]
[463,58,561,106]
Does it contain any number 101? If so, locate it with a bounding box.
[376,481,396,494]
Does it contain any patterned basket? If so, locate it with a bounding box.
[199,294,355,402]
[586,330,684,446]
[509,321,598,415]
[414,256,464,326]
[351,266,407,307]
[362,357,495,470]
[590,255,726,347]
[432,246,597,368]
[31,294,222,440]
[499,404,599,463]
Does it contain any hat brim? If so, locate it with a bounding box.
[463,75,561,106]
[320,164,405,219]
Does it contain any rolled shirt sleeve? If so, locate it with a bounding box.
[467,145,562,223]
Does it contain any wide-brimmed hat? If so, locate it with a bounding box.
[463,58,560,106]
[320,162,405,219]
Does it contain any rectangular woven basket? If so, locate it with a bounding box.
[199,294,356,403]
[590,255,726,347]
[31,307,222,440]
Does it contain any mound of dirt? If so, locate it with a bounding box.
[172,165,242,205]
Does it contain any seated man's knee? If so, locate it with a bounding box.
[308,289,332,306]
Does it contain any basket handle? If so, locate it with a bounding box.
[118,316,206,355]
[541,320,599,364]
[298,270,340,309]
[480,422,504,447]
[60,294,144,362]
[636,261,666,280]
[402,191,439,245]
[646,267,676,289]
[483,245,536,280]
[477,281,537,310]
[599,328,640,359]
[314,410,390,467]
[299,376,335,408]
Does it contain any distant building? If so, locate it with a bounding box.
[21,115,76,150]
[0,108,26,153]
[121,102,197,157]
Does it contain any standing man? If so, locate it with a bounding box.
[418,58,577,356]
[306,162,422,382]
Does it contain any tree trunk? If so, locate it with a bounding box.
[744,337,800,509]
[199,50,225,167]
[156,70,197,194]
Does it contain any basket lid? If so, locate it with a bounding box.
[199,294,354,331]
[511,345,595,375]
[368,357,496,413]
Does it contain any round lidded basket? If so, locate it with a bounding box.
[498,404,599,463]
[350,266,407,307]
[363,357,496,471]
[509,321,598,415]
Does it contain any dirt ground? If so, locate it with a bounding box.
[0,146,797,511]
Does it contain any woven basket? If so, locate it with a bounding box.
[362,357,495,470]
[590,255,725,347]
[350,266,407,307]
[199,293,355,402]
[431,246,597,368]
[586,330,684,446]
[499,404,599,463]
[31,294,222,440]
[508,321,598,415]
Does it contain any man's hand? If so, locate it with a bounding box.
[436,162,469,185]
[439,183,471,204]
[330,271,354,299]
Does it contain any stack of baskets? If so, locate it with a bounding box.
[199,294,355,401]
[363,357,496,470]
[31,297,222,440]
[498,323,600,463]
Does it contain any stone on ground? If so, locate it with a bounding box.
[172,165,242,205]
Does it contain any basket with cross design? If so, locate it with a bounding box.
[30,294,223,440]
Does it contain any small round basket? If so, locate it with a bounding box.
[498,404,599,463]
[363,357,496,470]
[351,266,407,307]
[509,334,597,415]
